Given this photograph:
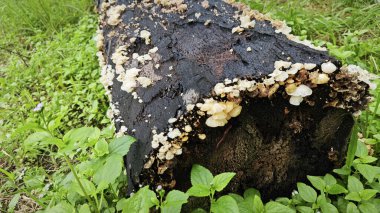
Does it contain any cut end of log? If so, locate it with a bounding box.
[96,0,377,200]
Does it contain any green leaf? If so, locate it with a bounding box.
[346,124,358,166]
[307,176,326,191]
[211,172,236,192]
[358,202,377,213]
[71,178,96,197]
[63,127,100,146]
[275,197,290,205]
[243,188,261,198]
[297,183,317,203]
[252,195,264,213]
[118,186,157,213]
[59,127,100,154]
[296,206,313,213]
[320,202,339,213]
[324,174,337,186]
[190,164,213,186]
[108,135,136,156]
[348,176,364,192]
[357,156,377,164]
[211,195,239,213]
[162,190,189,213]
[78,204,91,213]
[94,138,109,157]
[333,166,351,176]
[0,168,15,181]
[346,202,360,213]
[229,193,244,203]
[345,192,361,202]
[187,184,210,197]
[265,201,295,213]
[359,189,377,200]
[7,193,20,212]
[356,164,380,183]
[355,141,368,158]
[45,201,76,213]
[93,154,123,185]
[326,184,348,195]
[317,194,328,206]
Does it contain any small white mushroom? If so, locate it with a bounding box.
[274,60,292,69]
[289,96,304,106]
[321,62,337,74]
[287,63,303,75]
[269,69,289,82]
[168,118,177,123]
[316,73,330,84]
[198,134,206,140]
[287,84,313,106]
[140,30,151,45]
[304,63,316,70]
[184,125,192,132]
[167,128,181,139]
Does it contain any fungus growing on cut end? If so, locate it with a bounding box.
[106,5,126,26]
[140,30,152,45]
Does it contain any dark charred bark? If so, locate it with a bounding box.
[96,0,371,201]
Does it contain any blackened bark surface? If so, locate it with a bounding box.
[97,0,364,200]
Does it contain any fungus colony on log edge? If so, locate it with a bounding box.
[96,0,378,193]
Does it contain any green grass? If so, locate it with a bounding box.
[0,0,379,212]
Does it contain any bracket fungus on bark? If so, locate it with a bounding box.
[96,0,377,200]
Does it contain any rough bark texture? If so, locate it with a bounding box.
[97,0,370,201]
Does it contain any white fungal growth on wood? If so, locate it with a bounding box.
[287,63,303,75]
[140,30,151,45]
[344,65,379,89]
[100,65,115,89]
[198,98,242,127]
[269,69,289,82]
[321,62,337,74]
[274,60,292,69]
[240,15,256,29]
[287,84,313,106]
[167,128,181,139]
[118,67,141,93]
[232,26,244,34]
[95,29,104,50]
[111,45,129,74]
[304,63,317,70]
[137,77,153,87]
[106,5,127,26]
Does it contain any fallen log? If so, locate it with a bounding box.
[96,0,375,200]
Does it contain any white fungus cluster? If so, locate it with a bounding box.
[344,65,378,89]
[151,130,184,163]
[112,46,159,99]
[197,99,242,127]
[106,5,127,26]
[154,0,188,13]
[232,14,255,34]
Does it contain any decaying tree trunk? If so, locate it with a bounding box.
[96,0,374,201]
